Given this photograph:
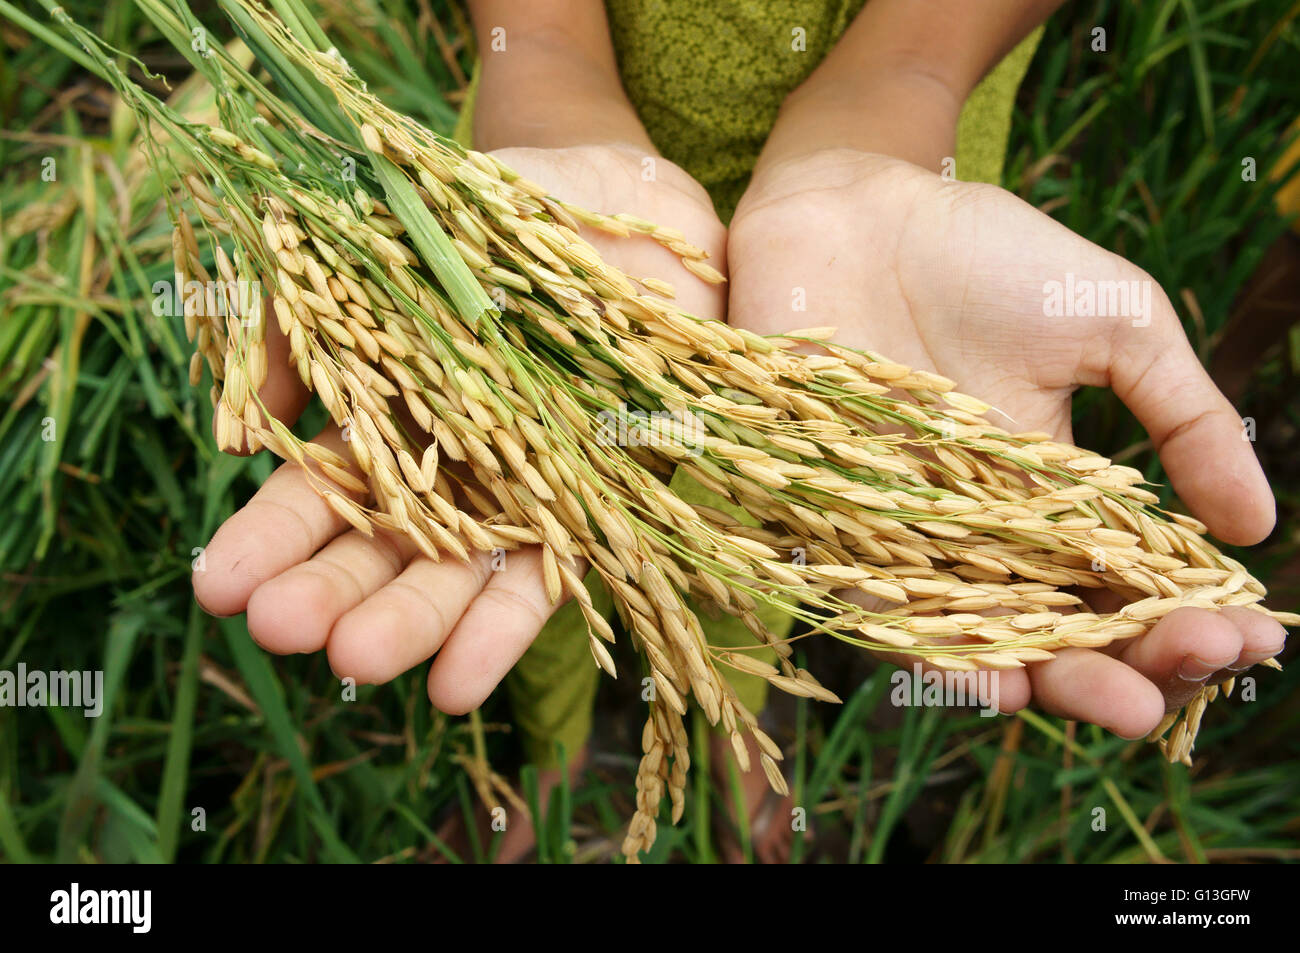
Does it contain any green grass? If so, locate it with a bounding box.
[1,0,1297,864]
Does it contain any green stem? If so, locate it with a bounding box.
[370,152,496,325]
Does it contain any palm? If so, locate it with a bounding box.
[727,151,1149,440]
[194,144,726,713]
[726,150,1283,737]
[494,145,727,318]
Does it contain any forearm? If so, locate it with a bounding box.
[761,68,963,173]
[755,0,1063,173]
[467,0,654,152]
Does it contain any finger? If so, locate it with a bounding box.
[838,589,1032,712]
[215,295,312,456]
[1115,606,1244,711]
[896,658,1032,714]
[1075,588,1131,659]
[1215,605,1286,673]
[245,528,415,655]
[863,649,1032,714]
[326,548,494,687]
[192,424,354,616]
[1106,299,1274,545]
[488,147,728,321]
[1071,594,1283,677]
[1079,587,1126,615]
[616,230,727,322]
[427,547,582,715]
[1028,647,1165,739]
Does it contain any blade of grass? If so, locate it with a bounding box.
[1017,709,1168,863]
[368,150,495,324]
[55,612,146,861]
[690,706,713,863]
[155,601,202,861]
[220,616,357,862]
[0,786,34,863]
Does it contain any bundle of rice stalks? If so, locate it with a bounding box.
[48,0,1296,860]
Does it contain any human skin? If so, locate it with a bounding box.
[193,0,732,861]
[725,0,1283,736]
[191,135,724,714]
[193,1,1285,852]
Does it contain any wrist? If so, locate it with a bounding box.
[473,37,654,153]
[736,148,931,226]
[757,63,961,176]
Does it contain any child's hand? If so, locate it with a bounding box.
[727,149,1284,736]
[193,144,725,712]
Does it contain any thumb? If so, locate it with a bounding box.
[1106,292,1274,545]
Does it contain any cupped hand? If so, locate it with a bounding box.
[193,144,725,713]
[726,149,1284,737]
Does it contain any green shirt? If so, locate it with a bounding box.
[457,1,1041,220]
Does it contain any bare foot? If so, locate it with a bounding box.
[433,747,588,864]
[710,732,797,864]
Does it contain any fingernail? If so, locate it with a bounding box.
[193,598,230,619]
[1260,635,1287,657]
[1108,724,1149,742]
[1178,654,1221,682]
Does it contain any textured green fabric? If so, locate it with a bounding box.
[454,4,1042,769]
[455,14,1041,201]
[504,481,783,770]
[501,465,784,769]
[502,569,609,769]
[666,466,785,717]
[605,0,868,220]
[955,26,1043,185]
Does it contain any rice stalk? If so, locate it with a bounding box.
[44,0,1297,861]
